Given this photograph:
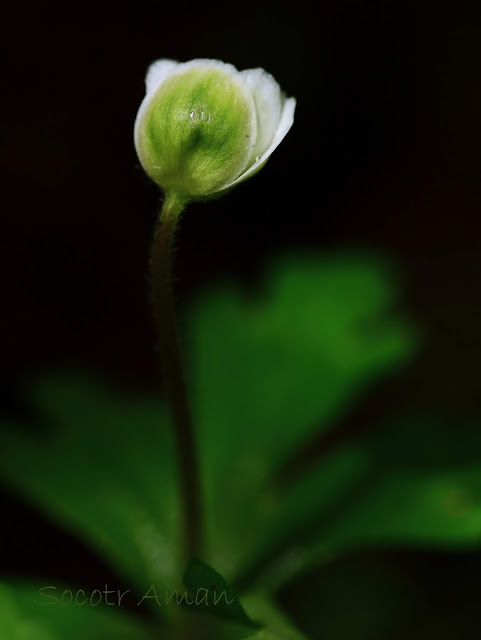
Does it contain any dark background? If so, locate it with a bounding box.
[2,1,481,637]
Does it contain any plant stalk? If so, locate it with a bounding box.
[150,192,201,561]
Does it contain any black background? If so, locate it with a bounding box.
[2,1,481,636]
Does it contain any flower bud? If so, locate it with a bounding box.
[134,59,295,201]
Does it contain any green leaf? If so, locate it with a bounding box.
[236,592,307,640]
[0,581,159,640]
[194,590,307,640]
[182,558,259,629]
[188,253,414,579]
[0,376,183,595]
[319,418,481,549]
[0,252,415,604]
[254,417,481,589]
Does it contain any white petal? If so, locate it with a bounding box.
[240,68,283,161]
[175,58,241,78]
[145,59,179,95]
[222,96,296,190]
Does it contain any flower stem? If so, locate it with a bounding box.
[150,191,201,561]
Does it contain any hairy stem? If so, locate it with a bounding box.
[150,192,202,561]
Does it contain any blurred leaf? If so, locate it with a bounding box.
[254,417,481,589]
[188,253,414,577]
[323,468,481,546]
[239,592,307,640]
[0,252,415,606]
[0,581,158,640]
[210,591,307,640]
[0,377,183,594]
[183,558,259,628]
[319,418,481,549]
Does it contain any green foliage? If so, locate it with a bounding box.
[238,592,308,640]
[318,417,481,549]
[190,253,414,578]
[183,558,259,628]
[0,582,158,640]
[0,377,183,593]
[199,590,307,640]
[241,415,481,590]
[4,252,481,638]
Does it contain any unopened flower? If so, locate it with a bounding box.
[134,58,295,201]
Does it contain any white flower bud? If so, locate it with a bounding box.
[134,58,295,201]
